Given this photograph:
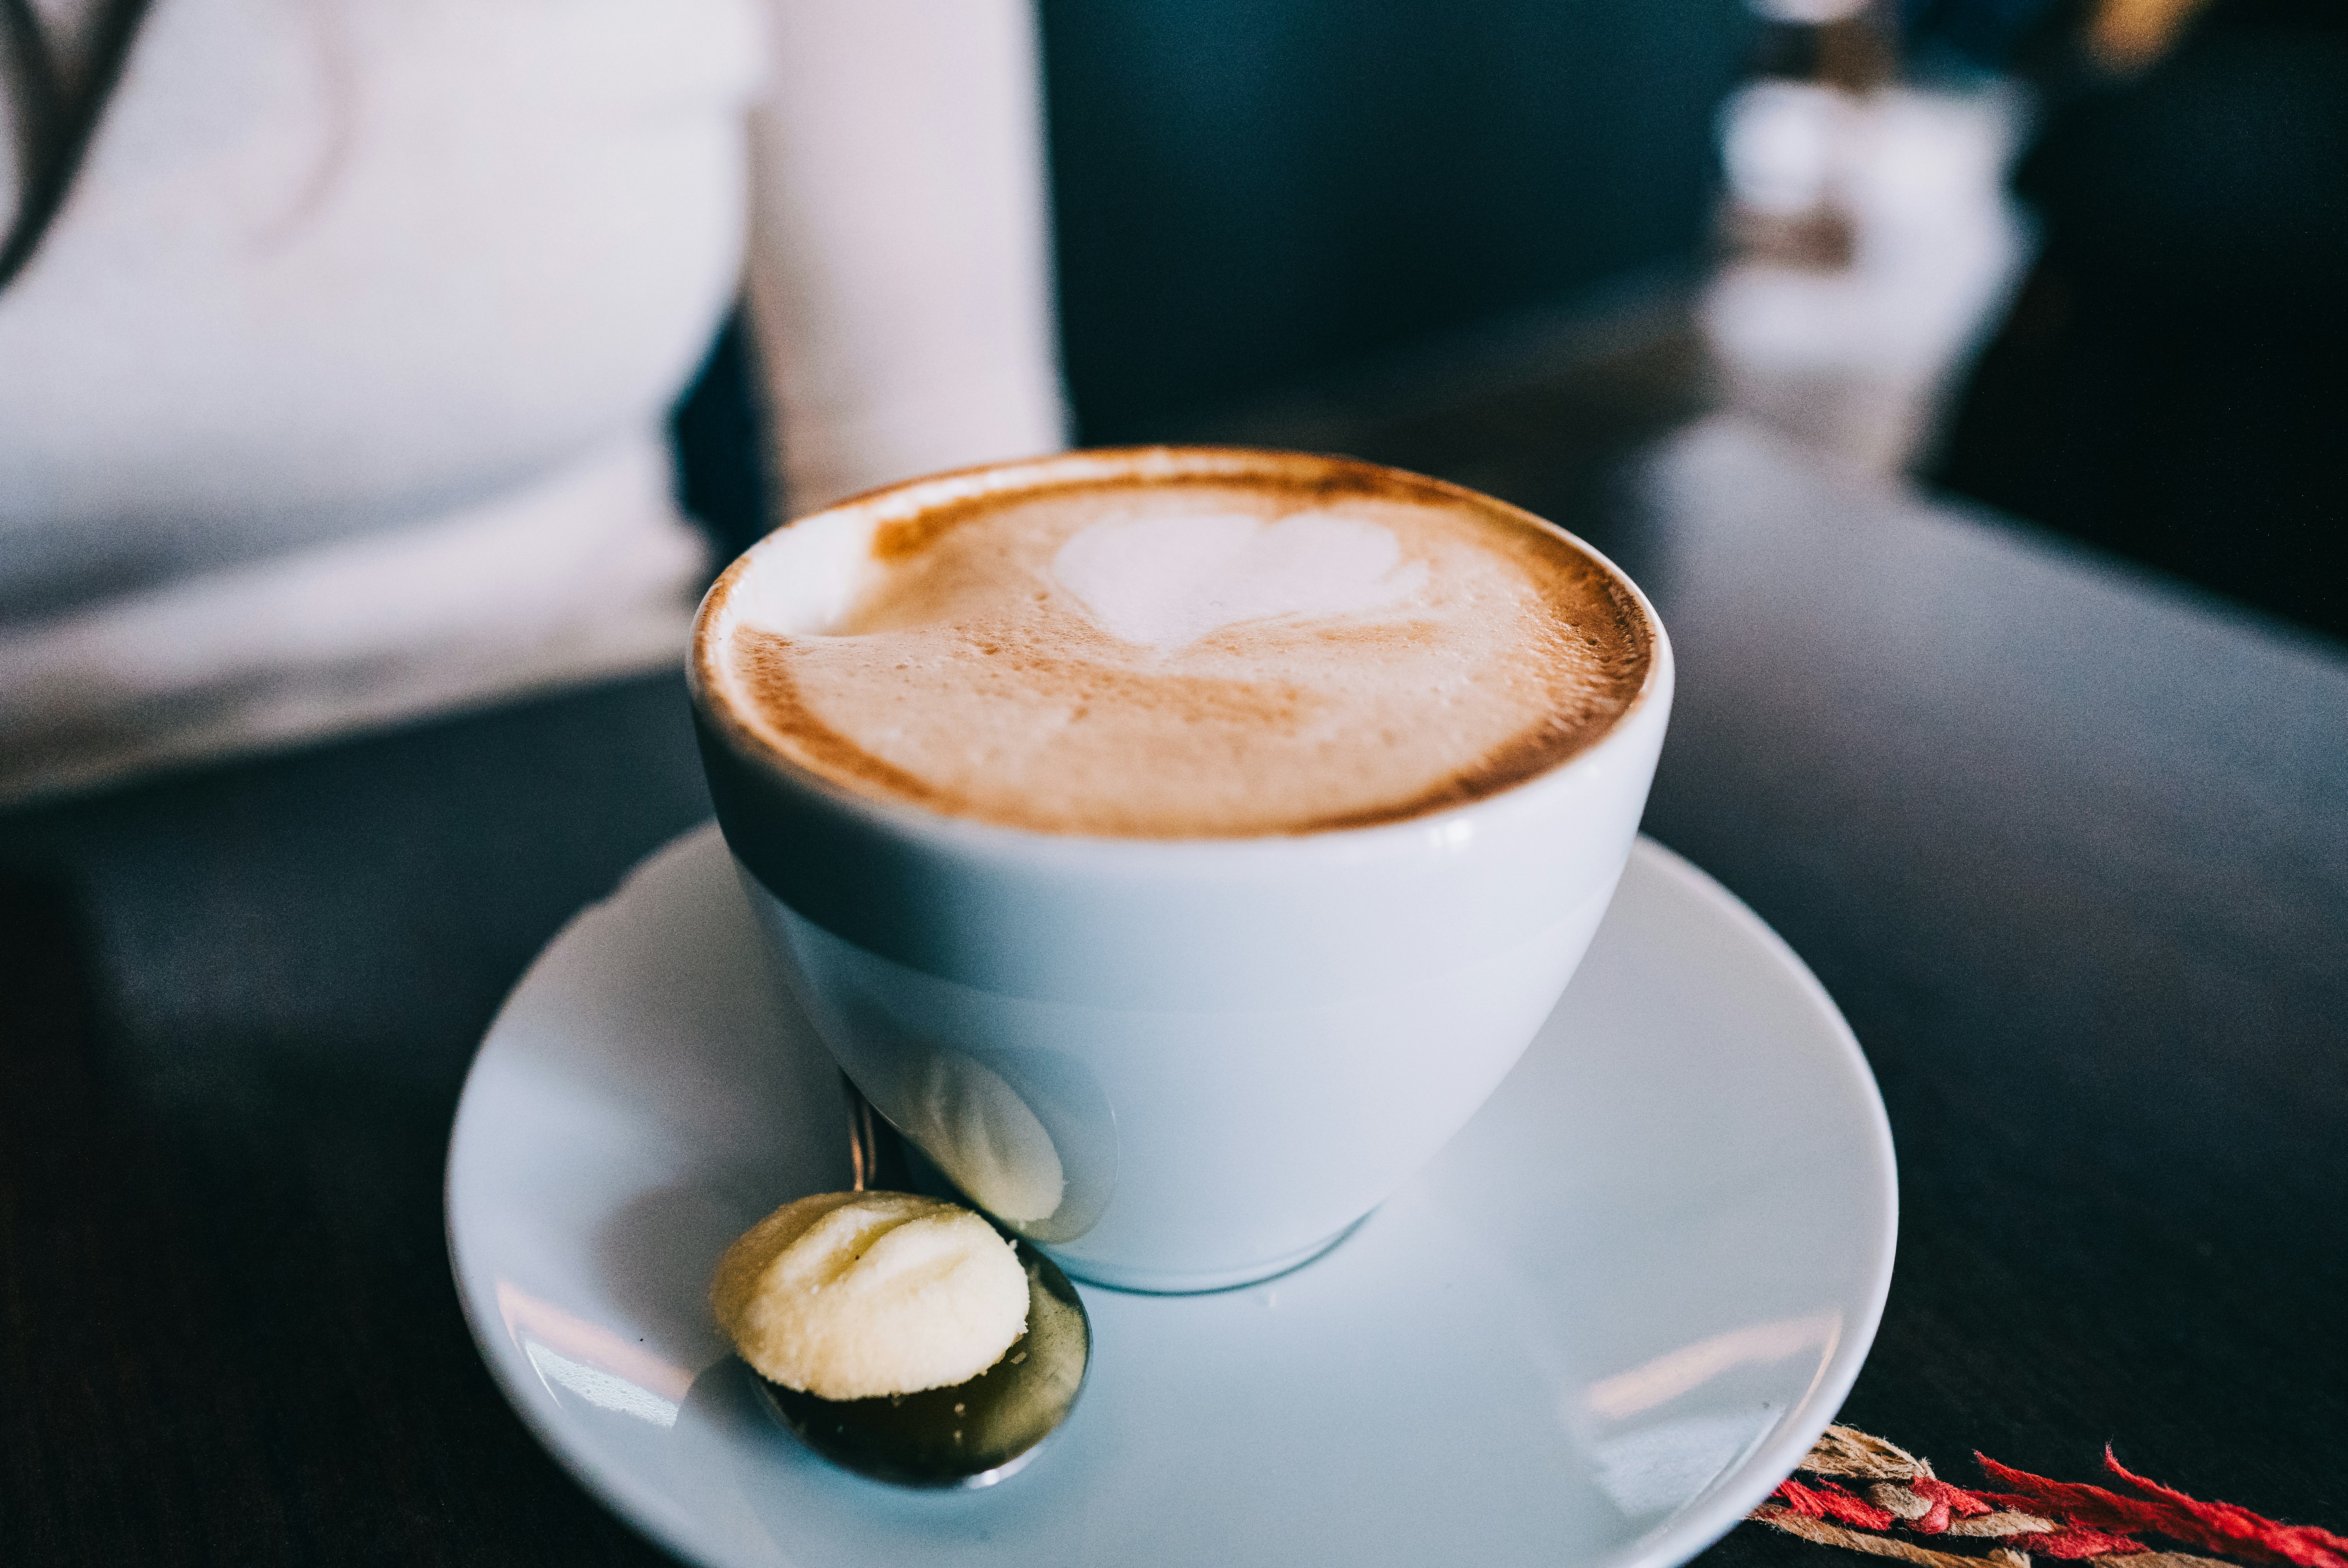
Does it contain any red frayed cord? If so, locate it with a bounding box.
[1913,1476,1997,1515]
[1905,1476,1999,1534]
[1974,1451,2348,1568]
[2020,1528,2155,1560]
[1778,1478,1901,1532]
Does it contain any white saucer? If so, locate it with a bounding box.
[447,826,1895,1568]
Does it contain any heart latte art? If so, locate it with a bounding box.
[701,449,1652,838]
[1051,511,1429,651]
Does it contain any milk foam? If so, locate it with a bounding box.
[707,452,1651,838]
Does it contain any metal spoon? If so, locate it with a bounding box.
[750,1078,1092,1488]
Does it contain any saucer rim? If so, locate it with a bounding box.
[446,827,1896,1568]
[1612,837,1897,1568]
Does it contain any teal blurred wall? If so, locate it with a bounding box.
[1041,0,1754,440]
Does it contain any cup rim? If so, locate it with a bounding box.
[690,444,1672,863]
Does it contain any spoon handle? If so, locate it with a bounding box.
[843,1073,917,1194]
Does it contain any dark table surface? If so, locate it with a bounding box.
[5,341,2345,1563]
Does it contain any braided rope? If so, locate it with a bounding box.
[1749,1427,2348,1568]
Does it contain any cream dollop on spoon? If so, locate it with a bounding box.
[714,1082,1092,1487]
[713,1190,1031,1401]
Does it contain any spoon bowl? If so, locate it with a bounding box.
[754,1242,1089,1487]
[749,1078,1093,1487]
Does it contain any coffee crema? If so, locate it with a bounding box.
[698,449,1652,839]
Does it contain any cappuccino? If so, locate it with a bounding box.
[699,448,1651,839]
[691,447,1673,1289]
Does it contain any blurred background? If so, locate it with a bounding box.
[7,0,2344,802]
[688,0,2345,639]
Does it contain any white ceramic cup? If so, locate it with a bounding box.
[691,448,1672,1293]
